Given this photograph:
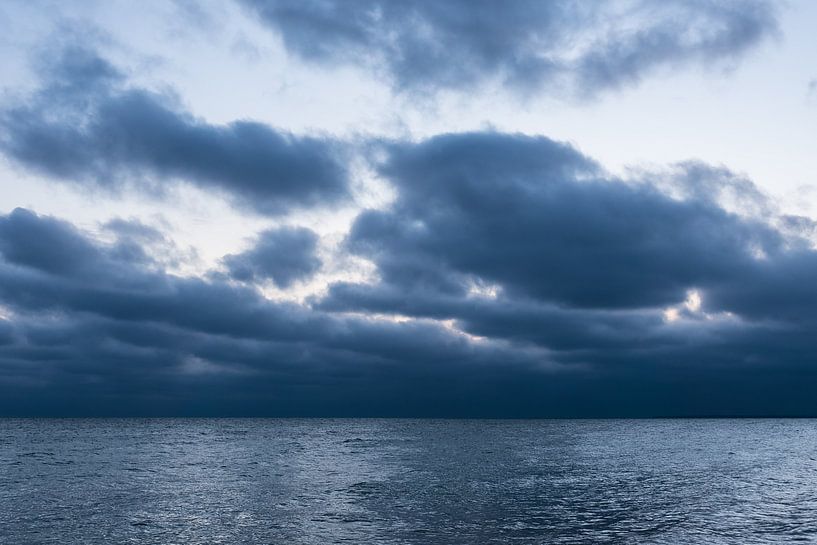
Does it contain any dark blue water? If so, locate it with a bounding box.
[1,419,816,544]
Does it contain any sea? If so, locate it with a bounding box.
[1,419,816,544]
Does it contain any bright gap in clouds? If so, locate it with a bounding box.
[663,290,702,323]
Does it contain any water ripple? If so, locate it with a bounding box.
[1,419,816,544]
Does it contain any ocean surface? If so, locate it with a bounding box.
[1,419,816,544]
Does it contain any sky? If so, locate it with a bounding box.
[0,0,815,417]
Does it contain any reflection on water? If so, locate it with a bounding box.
[2,419,817,544]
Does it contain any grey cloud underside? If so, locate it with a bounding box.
[224,227,322,288]
[239,0,778,96]
[0,208,551,416]
[0,47,349,215]
[2,130,817,415]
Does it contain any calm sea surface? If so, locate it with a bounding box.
[1,419,816,544]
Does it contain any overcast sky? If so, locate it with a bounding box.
[0,0,815,416]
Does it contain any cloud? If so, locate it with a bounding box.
[0,45,350,215]
[2,130,817,416]
[0,207,104,276]
[223,226,322,287]
[315,131,817,414]
[238,0,779,97]
[0,207,559,416]
[338,132,782,310]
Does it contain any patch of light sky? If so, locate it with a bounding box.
[0,0,815,286]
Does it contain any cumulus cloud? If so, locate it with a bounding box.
[238,0,779,97]
[0,45,350,215]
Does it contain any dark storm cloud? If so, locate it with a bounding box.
[314,131,817,412]
[224,226,322,288]
[0,210,321,341]
[336,132,783,311]
[238,0,779,97]
[704,250,817,324]
[0,46,349,215]
[2,130,817,416]
[0,207,561,416]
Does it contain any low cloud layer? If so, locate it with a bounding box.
[0,207,556,416]
[315,132,817,414]
[239,0,779,97]
[1,130,817,416]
